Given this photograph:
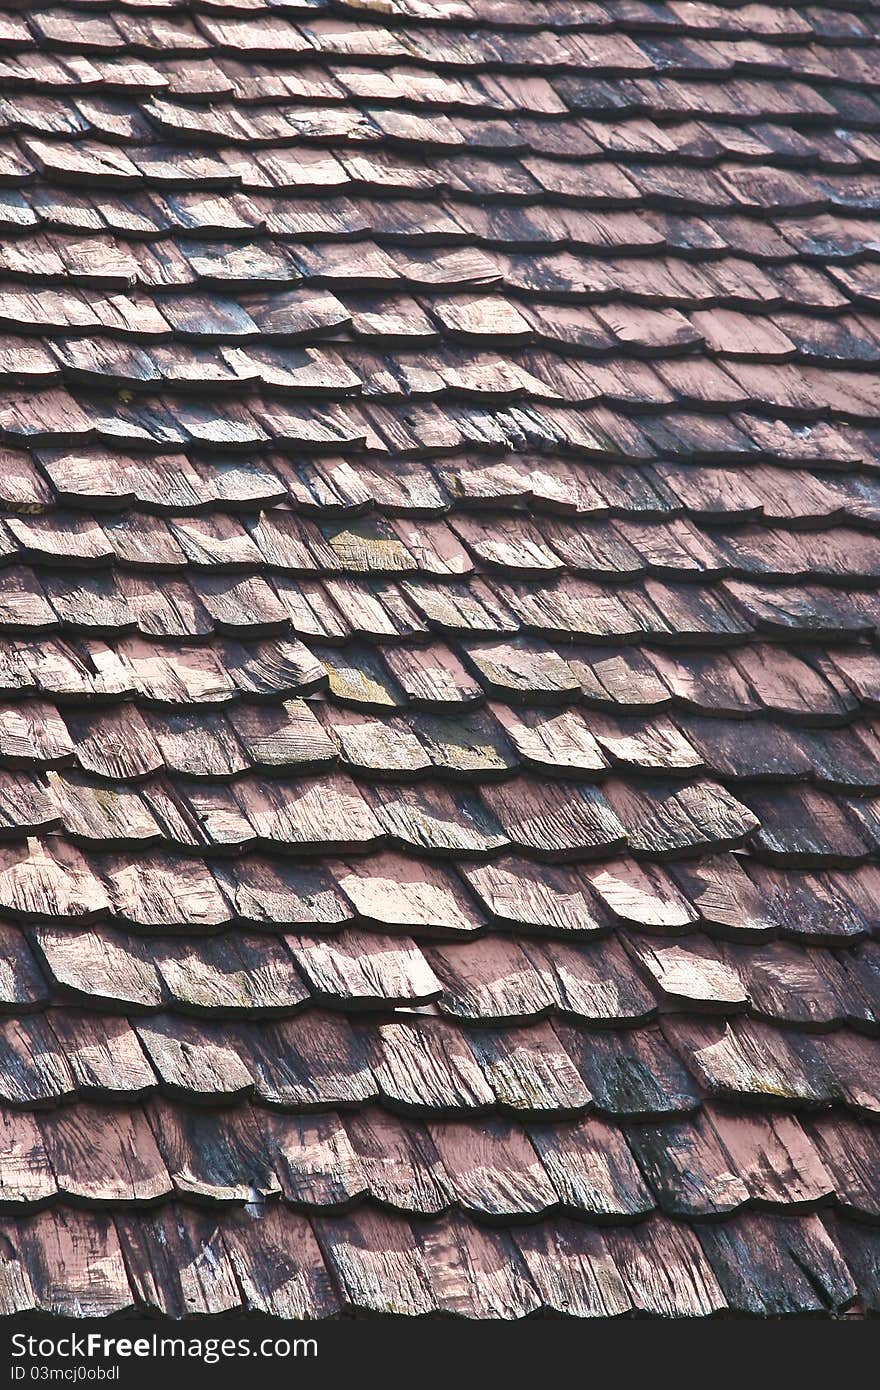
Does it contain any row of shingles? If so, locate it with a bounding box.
[6,270,880,436]
[0,992,879,1120]
[6,1200,880,1319]
[1,78,878,244]
[90,59,880,181]
[8,3,864,41]
[1,831,878,947]
[0,755,762,866]
[13,907,880,1035]
[15,6,878,72]
[0,618,823,725]
[9,357,880,472]
[8,443,880,587]
[12,50,880,161]
[426,928,880,1031]
[5,501,880,609]
[17,401,867,495]
[345,297,880,377]
[7,484,880,630]
[322,579,880,699]
[0,372,791,469]
[8,313,880,414]
[0,37,867,136]
[22,447,880,538]
[6,684,880,791]
[350,2,880,43]
[0,150,873,300]
[18,436,880,532]
[1,73,878,450]
[12,2,880,45]
[0,223,865,347]
[6,113,880,249]
[22,231,880,348]
[15,329,880,453]
[4,861,879,1096]
[10,316,880,442]
[0,68,863,153]
[4,57,880,254]
[6,510,880,672]
[4,1085,880,1227]
[1,2,878,284]
[13,319,880,433]
[408,2,880,39]
[0,582,876,869]
[1,461,878,867]
[130,100,880,213]
[32,87,880,192]
[2,1095,651,1217]
[18,6,880,109]
[0,178,877,301]
[374,333,880,430]
[9,682,880,835]
[5,481,879,582]
[0,795,871,932]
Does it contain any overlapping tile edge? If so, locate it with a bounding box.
[0,0,879,1319]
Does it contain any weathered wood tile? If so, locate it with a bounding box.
[116,1207,241,1317]
[15,1209,134,1317]
[38,1104,172,1206]
[286,930,440,1009]
[144,1098,279,1204]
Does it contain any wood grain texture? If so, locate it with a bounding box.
[155,934,309,1016]
[32,925,161,1010]
[515,1220,632,1318]
[696,1211,857,1316]
[39,1104,172,1205]
[222,1206,341,1319]
[559,1020,702,1119]
[313,1208,434,1316]
[331,852,483,935]
[606,1218,726,1317]
[0,0,879,1321]
[134,1017,253,1101]
[345,1108,451,1217]
[467,1022,593,1117]
[250,1012,377,1109]
[16,1209,134,1317]
[116,1207,241,1317]
[287,929,440,1009]
[460,856,611,935]
[428,1118,556,1220]
[144,1097,279,1204]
